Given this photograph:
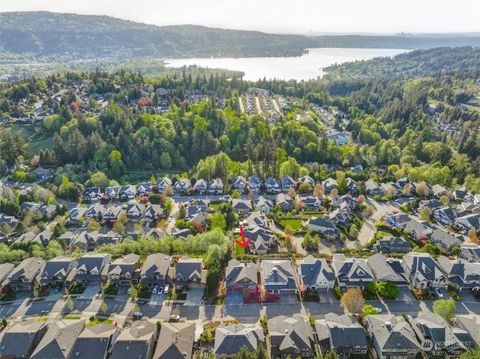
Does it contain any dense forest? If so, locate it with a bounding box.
[1,12,480,61]
[0,47,479,193]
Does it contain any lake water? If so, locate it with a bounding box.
[164,47,407,81]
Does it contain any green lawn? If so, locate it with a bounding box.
[87,317,113,326]
[278,219,302,231]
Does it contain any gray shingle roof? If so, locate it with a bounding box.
[153,322,195,359]
[70,324,119,359]
[214,324,263,356]
[0,320,48,358]
[31,319,85,359]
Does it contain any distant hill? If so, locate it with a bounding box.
[0,12,480,60]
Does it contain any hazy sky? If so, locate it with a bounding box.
[1,0,479,34]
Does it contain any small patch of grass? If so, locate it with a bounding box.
[35,316,49,322]
[87,317,113,326]
[63,315,81,320]
[278,219,302,231]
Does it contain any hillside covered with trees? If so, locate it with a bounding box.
[1,12,480,61]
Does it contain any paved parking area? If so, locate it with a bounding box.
[226,292,244,305]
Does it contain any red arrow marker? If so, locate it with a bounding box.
[236,225,252,249]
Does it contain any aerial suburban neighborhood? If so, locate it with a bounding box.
[0,7,480,358]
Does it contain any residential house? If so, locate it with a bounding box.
[102,206,123,224]
[327,208,351,229]
[265,177,282,194]
[111,321,158,359]
[374,236,412,254]
[402,253,449,289]
[0,263,14,290]
[214,323,264,359]
[275,193,292,211]
[248,175,262,193]
[144,205,163,226]
[323,178,338,194]
[316,313,369,358]
[433,207,457,227]
[299,196,321,210]
[256,196,274,213]
[104,186,120,201]
[459,243,480,262]
[299,175,315,188]
[6,257,44,291]
[173,178,191,193]
[84,204,107,221]
[31,319,85,359]
[365,179,384,197]
[83,187,102,203]
[157,177,172,194]
[429,229,462,250]
[437,256,480,290]
[225,259,258,292]
[367,254,407,284]
[419,199,443,212]
[119,185,136,200]
[208,178,224,195]
[172,228,193,239]
[67,207,87,225]
[456,315,480,348]
[432,184,449,198]
[453,187,471,202]
[0,320,48,359]
[33,229,54,246]
[140,253,171,289]
[260,260,298,295]
[74,253,111,284]
[32,166,55,181]
[242,211,269,230]
[455,214,480,234]
[332,254,374,289]
[39,256,78,287]
[298,255,335,292]
[153,322,195,359]
[97,231,121,247]
[346,178,359,196]
[245,227,276,254]
[103,254,141,286]
[175,257,204,289]
[410,313,470,358]
[365,315,423,359]
[70,324,120,359]
[232,199,252,215]
[456,202,480,217]
[268,314,315,358]
[231,176,247,193]
[304,217,340,240]
[127,203,145,223]
[137,182,152,196]
[282,175,296,191]
[193,179,208,195]
[326,129,350,145]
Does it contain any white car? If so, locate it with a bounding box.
[163,284,170,294]
[152,286,158,294]
[435,288,444,298]
[374,307,383,313]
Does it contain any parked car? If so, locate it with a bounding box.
[435,288,444,298]
[163,284,170,294]
[169,314,180,322]
[133,311,144,319]
[152,286,158,294]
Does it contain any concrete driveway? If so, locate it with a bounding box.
[226,292,244,305]
[80,284,100,299]
[185,288,203,306]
